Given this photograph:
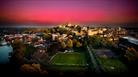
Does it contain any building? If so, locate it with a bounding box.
[118,36,138,51]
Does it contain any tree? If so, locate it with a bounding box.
[20,64,42,74]
[67,39,73,48]
[24,45,37,60]
[76,41,82,48]
[124,47,138,61]
[43,28,49,33]
[32,38,39,43]
[88,35,102,48]
[10,40,25,66]
[60,41,66,49]
[20,63,49,76]
[76,26,81,32]
[51,28,56,33]
[57,27,68,34]
[31,49,49,63]
[47,43,60,55]
[43,33,52,40]
[73,39,77,47]
[0,37,2,41]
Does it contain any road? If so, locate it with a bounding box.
[87,45,101,73]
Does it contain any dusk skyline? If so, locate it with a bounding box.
[0,0,138,24]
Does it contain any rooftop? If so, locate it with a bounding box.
[122,36,138,45]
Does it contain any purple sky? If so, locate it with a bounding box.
[0,0,138,24]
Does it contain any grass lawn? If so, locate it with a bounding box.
[94,49,128,73]
[97,57,128,73]
[49,52,87,71]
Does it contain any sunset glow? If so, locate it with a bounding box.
[0,0,138,24]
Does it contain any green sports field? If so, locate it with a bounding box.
[49,52,88,71]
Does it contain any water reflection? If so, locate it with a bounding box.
[0,41,13,64]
